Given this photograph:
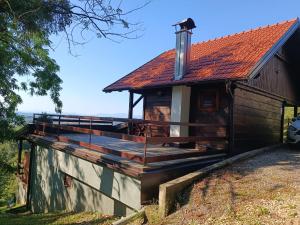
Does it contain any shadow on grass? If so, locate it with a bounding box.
[4,205,28,214]
[0,205,116,225]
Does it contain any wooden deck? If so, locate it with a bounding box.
[22,114,228,202]
[64,133,200,156]
[25,132,227,203]
[27,133,226,174]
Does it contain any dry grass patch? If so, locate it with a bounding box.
[0,206,117,225]
[155,147,300,225]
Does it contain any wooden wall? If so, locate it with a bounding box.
[233,48,300,153]
[247,49,300,103]
[143,88,172,137]
[233,86,282,153]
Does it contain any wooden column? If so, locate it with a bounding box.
[17,139,23,174]
[280,101,286,143]
[228,92,235,155]
[226,81,235,155]
[294,106,298,117]
[26,144,35,210]
[128,91,134,134]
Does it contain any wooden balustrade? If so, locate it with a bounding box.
[33,113,227,165]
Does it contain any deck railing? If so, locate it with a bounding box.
[32,113,227,165]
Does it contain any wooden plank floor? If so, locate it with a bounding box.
[28,133,227,179]
[63,133,199,156]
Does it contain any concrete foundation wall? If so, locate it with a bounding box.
[29,146,141,216]
[16,176,27,205]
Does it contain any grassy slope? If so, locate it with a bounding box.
[0,206,117,225]
[0,142,118,225]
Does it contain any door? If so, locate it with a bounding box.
[190,85,228,151]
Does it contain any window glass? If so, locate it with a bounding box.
[199,91,218,112]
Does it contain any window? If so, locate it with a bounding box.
[198,90,219,112]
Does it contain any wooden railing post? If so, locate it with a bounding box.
[57,115,61,136]
[89,118,92,145]
[42,122,45,135]
[128,91,134,134]
[57,123,60,137]
[32,113,36,123]
[143,125,149,165]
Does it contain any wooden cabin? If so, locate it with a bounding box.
[103,18,300,154]
[18,18,300,216]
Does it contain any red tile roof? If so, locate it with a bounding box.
[104,19,298,92]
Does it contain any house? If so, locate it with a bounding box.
[17,18,300,216]
[103,18,300,153]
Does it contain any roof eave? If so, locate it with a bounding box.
[103,77,247,93]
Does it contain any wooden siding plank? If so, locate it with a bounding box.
[233,86,282,152]
[247,53,300,102]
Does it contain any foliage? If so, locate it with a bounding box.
[36,113,53,124]
[0,0,147,142]
[0,0,65,141]
[283,107,299,141]
[0,142,18,202]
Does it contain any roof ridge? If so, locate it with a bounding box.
[103,18,299,92]
[191,18,298,46]
[156,19,298,55]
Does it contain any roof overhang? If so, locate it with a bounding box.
[103,78,246,93]
[247,18,300,79]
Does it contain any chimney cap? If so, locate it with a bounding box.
[173,18,196,30]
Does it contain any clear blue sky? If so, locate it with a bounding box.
[18,0,300,117]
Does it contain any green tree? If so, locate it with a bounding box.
[0,0,147,141]
[0,142,18,202]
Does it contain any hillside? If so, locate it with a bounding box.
[145,146,300,225]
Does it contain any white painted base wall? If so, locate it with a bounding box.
[16,176,27,205]
[29,146,141,216]
[170,86,191,137]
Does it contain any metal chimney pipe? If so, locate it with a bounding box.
[173,18,196,80]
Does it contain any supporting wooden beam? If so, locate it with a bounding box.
[133,95,143,108]
[280,101,286,143]
[227,82,235,155]
[294,106,298,117]
[26,144,35,210]
[228,99,235,155]
[128,91,134,119]
[128,91,134,134]
[17,139,23,174]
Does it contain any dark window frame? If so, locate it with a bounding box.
[198,90,219,112]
